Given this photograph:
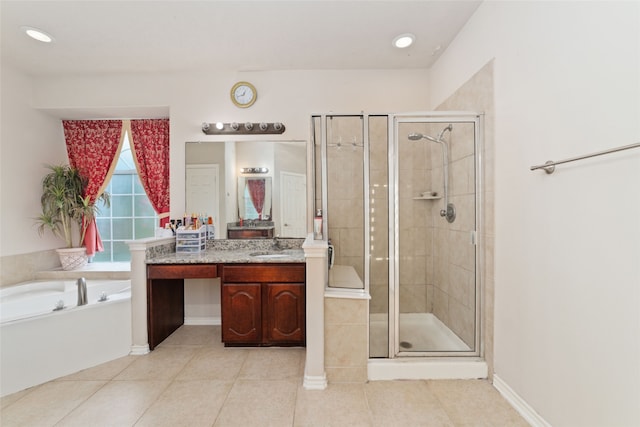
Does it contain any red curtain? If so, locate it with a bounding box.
[130,119,170,227]
[63,120,123,256]
[247,179,265,220]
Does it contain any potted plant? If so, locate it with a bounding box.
[36,164,110,270]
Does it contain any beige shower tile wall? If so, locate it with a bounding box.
[324,297,369,383]
[430,119,477,348]
[326,116,365,281]
[368,178,389,314]
[368,116,389,314]
[436,60,495,376]
[398,128,435,314]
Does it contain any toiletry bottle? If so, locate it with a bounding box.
[207,216,215,239]
[314,209,323,240]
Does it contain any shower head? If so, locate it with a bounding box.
[408,132,440,143]
[407,124,453,143]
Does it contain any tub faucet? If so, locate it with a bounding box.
[77,277,87,306]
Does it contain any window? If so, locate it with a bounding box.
[94,133,158,262]
[243,185,260,219]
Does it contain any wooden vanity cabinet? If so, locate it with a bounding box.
[146,264,218,350]
[227,227,274,239]
[221,263,305,346]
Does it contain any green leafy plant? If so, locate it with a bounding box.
[36,164,110,248]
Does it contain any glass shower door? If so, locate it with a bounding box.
[392,114,481,356]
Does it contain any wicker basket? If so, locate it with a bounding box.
[56,247,88,271]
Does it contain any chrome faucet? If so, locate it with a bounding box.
[272,235,282,250]
[77,277,87,306]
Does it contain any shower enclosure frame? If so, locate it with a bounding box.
[312,111,485,367]
[312,113,376,295]
[389,112,484,359]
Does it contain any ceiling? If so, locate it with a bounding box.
[1,1,482,77]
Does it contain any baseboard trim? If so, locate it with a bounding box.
[303,373,328,390]
[493,374,551,427]
[130,344,150,355]
[184,316,221,326]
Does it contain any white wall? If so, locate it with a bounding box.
[429,2,640,426]
[0,65,69,256]
[1,68,428,257]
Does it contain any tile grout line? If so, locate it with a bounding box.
[361,382,377,426]
[131,343,203,426]
[209,347,249,426]
[50,355,141,426]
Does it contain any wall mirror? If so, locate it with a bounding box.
[185,140,307,238]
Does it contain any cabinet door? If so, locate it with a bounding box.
[263,283,305,344]
[221,283,262,344]
[147,278,184,351]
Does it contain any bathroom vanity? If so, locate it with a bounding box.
[145,241,305,349]
[221,263,305,345]
[227,221,275,239]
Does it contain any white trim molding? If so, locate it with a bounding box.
[303,374,328,390]
[368,358,488,381]
[184,316,221,326]
[493,374,552,427]
[130,344,150,356]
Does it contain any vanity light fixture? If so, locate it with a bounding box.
[392,33,415,49]
[201,122,286,135]
[21,26,54,43]
[240,167,269,174]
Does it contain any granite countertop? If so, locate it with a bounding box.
[146,238,305,264]
[148,248,304,264]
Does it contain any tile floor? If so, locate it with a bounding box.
[1,326,529,426]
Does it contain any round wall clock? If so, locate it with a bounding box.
[231,81,257,108]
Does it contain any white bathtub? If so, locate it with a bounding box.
[0,279,132,397]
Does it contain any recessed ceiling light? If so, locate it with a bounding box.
[393,33,415,49]
[21,26,54,43]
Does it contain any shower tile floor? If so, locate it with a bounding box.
[1,325,528,427]
[370,313,471,357]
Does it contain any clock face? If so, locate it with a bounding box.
[231,82,257,108]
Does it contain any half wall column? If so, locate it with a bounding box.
[302,234,328,390]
